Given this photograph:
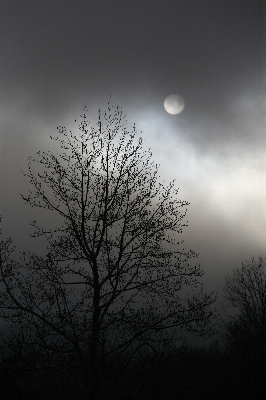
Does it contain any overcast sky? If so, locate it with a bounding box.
[0,1,266,328]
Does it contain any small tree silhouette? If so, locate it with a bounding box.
[223,256,266,398]
[0,102,215,399]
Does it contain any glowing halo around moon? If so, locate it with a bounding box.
[164,94,185,115]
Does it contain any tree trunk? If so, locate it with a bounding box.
[88,270,101,400]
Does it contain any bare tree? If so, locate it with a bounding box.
[223,256,266,335]
[0,103,215,399]
[222,256,266,397]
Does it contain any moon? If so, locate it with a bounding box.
[164,94,185,115]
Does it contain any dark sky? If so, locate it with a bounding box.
[0,1,266,335]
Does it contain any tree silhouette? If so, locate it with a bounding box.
[223,256,266,398]
[0,103,215,399]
